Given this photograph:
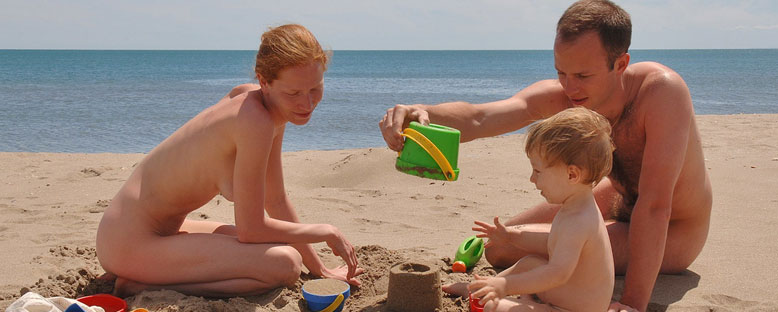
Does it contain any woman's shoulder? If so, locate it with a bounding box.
[228,83,261,99]
[223,86,274,133]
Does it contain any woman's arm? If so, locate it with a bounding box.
[262,126,361,284]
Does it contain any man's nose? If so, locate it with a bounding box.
[562,77,579,96]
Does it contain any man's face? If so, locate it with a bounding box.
[553,32,621,112]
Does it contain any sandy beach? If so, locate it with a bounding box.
[1,114,777,311]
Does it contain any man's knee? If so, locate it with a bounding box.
[660,251,697,274]
[485,245,520,269]
[266,246,303,286]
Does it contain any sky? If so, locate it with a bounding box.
[1,0,777,50]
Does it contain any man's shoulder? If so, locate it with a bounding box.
[628,62,686,90]
[627,62,694,121]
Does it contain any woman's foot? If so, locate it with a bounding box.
[113,276,150,298]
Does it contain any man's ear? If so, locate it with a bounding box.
[567,165,582,184]
[615,53,630,73]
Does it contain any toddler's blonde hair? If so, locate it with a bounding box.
[525,107,615,185]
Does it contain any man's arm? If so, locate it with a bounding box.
[380,79,569,151]
[620,72,693,311]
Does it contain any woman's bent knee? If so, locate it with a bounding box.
[266,246,302,286]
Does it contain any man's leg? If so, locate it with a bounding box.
[595,178,711,274]
[607,216,710,275]
[486,177,622,268]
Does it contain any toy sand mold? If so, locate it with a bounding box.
[395,122,460,181]
[386,261,442,312]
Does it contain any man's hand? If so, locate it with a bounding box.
[608,301,638,312]
[379,104,430,151]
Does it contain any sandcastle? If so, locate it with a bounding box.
[386,261,442,312]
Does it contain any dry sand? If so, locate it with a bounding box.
[1,114,777,311]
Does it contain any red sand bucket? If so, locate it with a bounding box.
[469,292,485,312]
[76,294,127,312]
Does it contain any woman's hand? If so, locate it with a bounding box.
[608,301,639,312]
[325,226,360,282]
[320,264,364,286]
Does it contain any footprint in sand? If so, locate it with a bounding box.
[331,153,355,170]
[87,199,110,213]
[80,168,103,177]
[344,188,383,198]
[354,218,387,226]
[312,197,362,212]
[703,294,778,311]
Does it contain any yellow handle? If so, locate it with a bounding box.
[400,127,456,181]
[319,293,344,312]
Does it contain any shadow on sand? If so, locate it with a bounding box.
[613,270,701,312]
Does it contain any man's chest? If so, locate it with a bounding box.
[609,114,646,193]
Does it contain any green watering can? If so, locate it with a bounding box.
[452,236,485,272]
[395,122,460,181]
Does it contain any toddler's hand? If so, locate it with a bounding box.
[473,216,509,248]
[468,274,507,307]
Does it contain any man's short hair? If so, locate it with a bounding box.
[557,0,632,70]
[525,107,615,186]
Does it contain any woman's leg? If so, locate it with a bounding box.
[99,217,302,297]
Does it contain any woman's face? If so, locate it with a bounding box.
[261,62,325,125]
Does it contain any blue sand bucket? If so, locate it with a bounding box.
[302,279,351,312]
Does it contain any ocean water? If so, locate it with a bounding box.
[1,49,776,153]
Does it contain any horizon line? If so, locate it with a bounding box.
[2,48,777,52]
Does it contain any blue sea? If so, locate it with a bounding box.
[1,49,776,153]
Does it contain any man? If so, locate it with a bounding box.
[379,1,712,311]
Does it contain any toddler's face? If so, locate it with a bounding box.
[528,151,572,205]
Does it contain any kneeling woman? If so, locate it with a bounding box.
[96,24,362,297]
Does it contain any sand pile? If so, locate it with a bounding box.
[10,245,496,311]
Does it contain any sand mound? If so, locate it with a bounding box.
[14,245,497,311]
